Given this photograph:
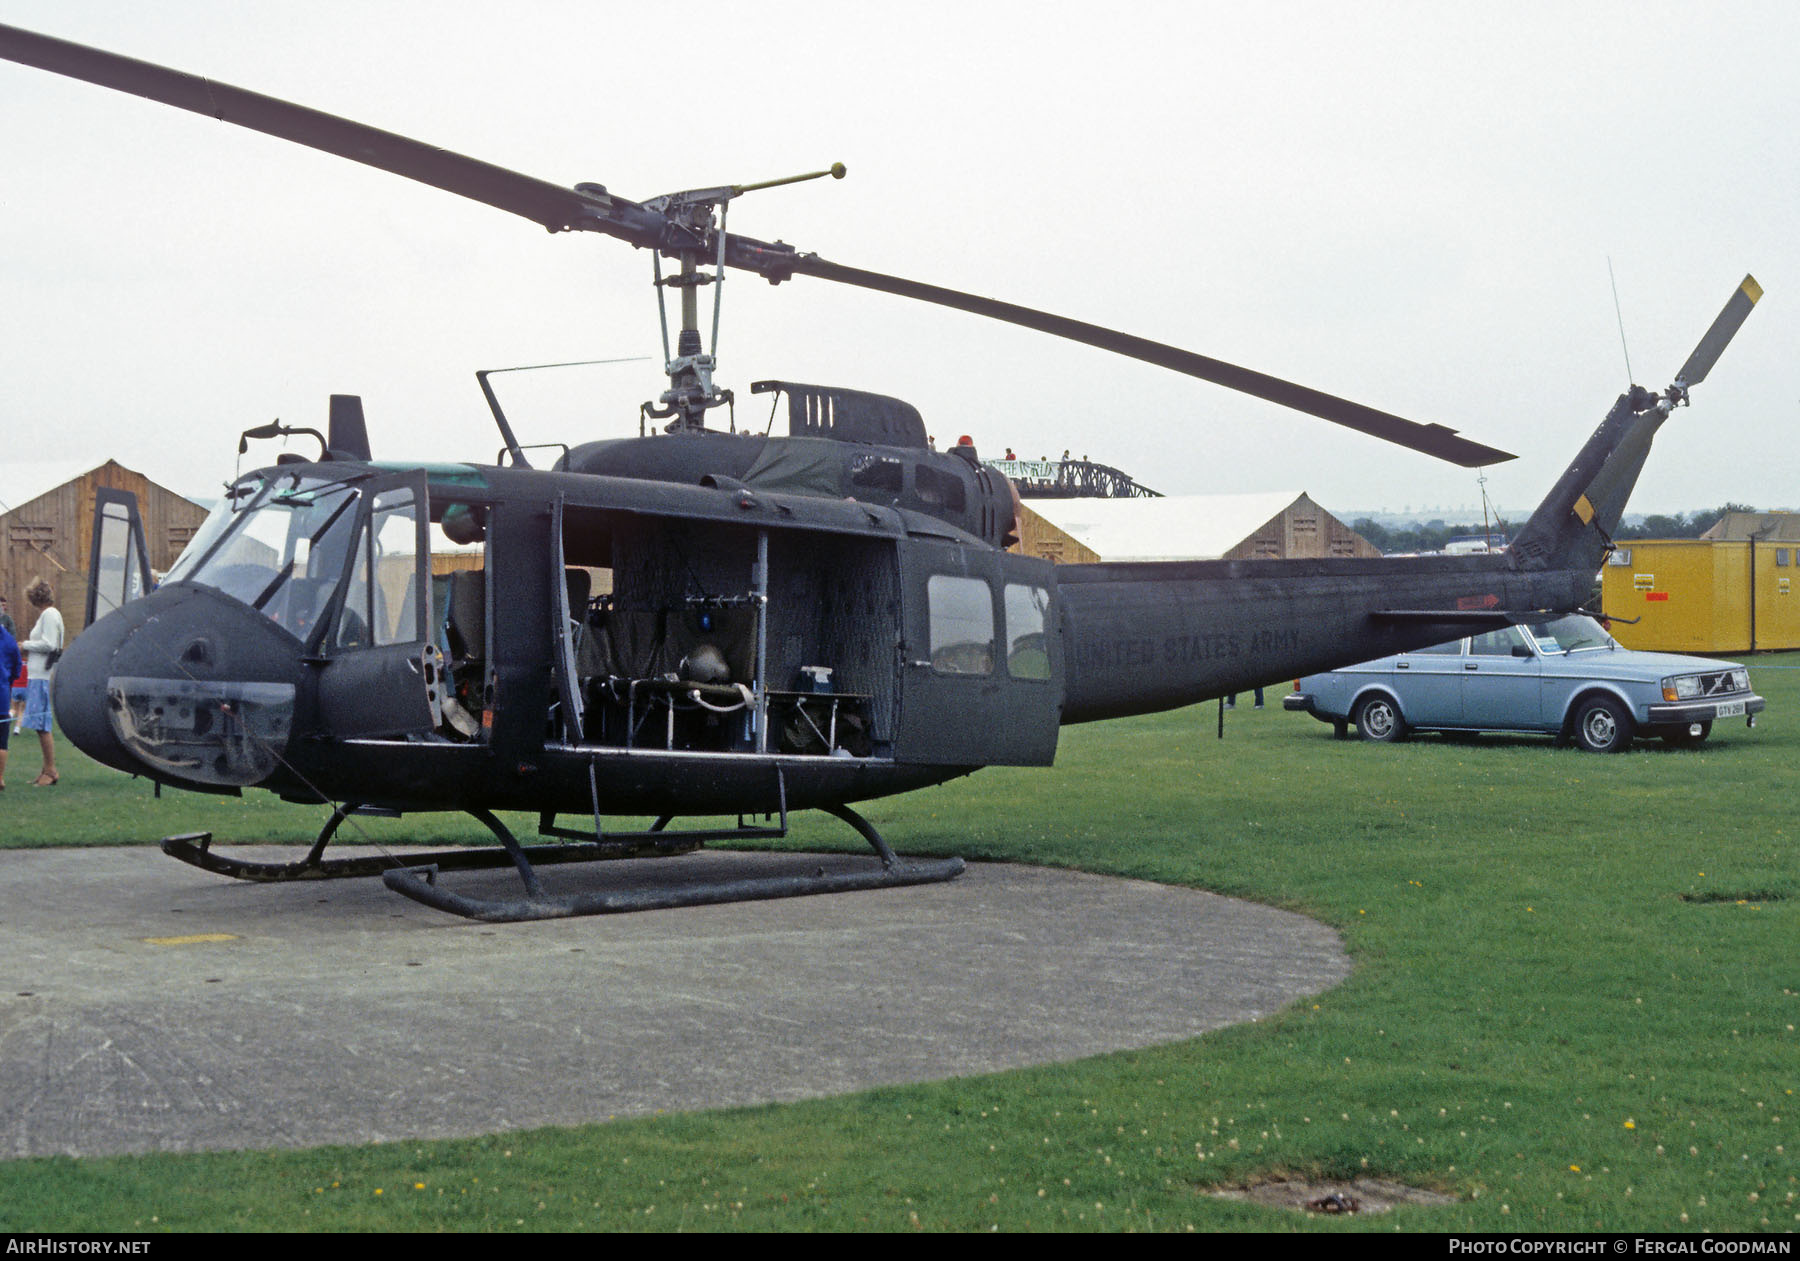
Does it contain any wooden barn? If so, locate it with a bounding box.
[0,460,210,637]
[1014,492,1379,564]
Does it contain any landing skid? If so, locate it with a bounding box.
[160,802,701,883]
[160,801,964,922]
[381,803,964,923]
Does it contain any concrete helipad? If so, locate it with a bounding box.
[0,847,1348,1159]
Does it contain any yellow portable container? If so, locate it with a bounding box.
[1601,539,1800,653]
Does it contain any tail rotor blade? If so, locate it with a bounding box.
[1675,274,1762,388]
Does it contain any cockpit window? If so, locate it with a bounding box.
[336,487,423,648]
[163,476,268,587]
[167,475,362,641]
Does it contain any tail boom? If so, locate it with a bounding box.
[1056,552,1589,723]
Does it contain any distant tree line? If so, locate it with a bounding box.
[1351,504,1757,554]
[1350,518,1514,555]
[1611,504,1757,540]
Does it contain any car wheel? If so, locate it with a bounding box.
[1572,695,1633,753]
[1661,720,1712,748]
[1354,694,1406,742]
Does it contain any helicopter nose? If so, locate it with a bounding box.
[53,582,308,789]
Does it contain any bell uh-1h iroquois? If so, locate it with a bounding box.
[2,25,1762,922]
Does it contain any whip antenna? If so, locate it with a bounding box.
[1607,256,1634,387]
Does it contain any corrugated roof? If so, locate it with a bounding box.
[1699,511,1800,542]
[1025,492,1306,561]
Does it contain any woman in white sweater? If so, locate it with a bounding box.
[18,578,63,786]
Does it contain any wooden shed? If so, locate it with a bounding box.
[1,460,210,637]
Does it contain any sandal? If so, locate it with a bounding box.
[31,773,57,787]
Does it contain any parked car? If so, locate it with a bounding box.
[1284,614,1763,751]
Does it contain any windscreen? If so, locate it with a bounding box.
[165,475,363,641]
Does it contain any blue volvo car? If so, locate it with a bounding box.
[1284,614,1764,752]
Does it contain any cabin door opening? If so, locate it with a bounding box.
[550,504,903,758]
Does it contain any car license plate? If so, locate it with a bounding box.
[1715,700,1746,718]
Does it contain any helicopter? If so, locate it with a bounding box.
[2,23,1761,922]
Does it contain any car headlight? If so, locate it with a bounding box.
[1663,675,1702,703]
[1731,669,1750,692]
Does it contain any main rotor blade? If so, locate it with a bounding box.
[1675,274,1761,388]
[0,23,637,239]
[4,21,1514,466]
[757,251,1514,467]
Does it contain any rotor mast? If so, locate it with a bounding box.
[640,164,847,432]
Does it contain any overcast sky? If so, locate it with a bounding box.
[2,1,1794,520]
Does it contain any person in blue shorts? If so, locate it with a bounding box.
[17,579,63,787]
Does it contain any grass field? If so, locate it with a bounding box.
[0,659,1795,1232]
